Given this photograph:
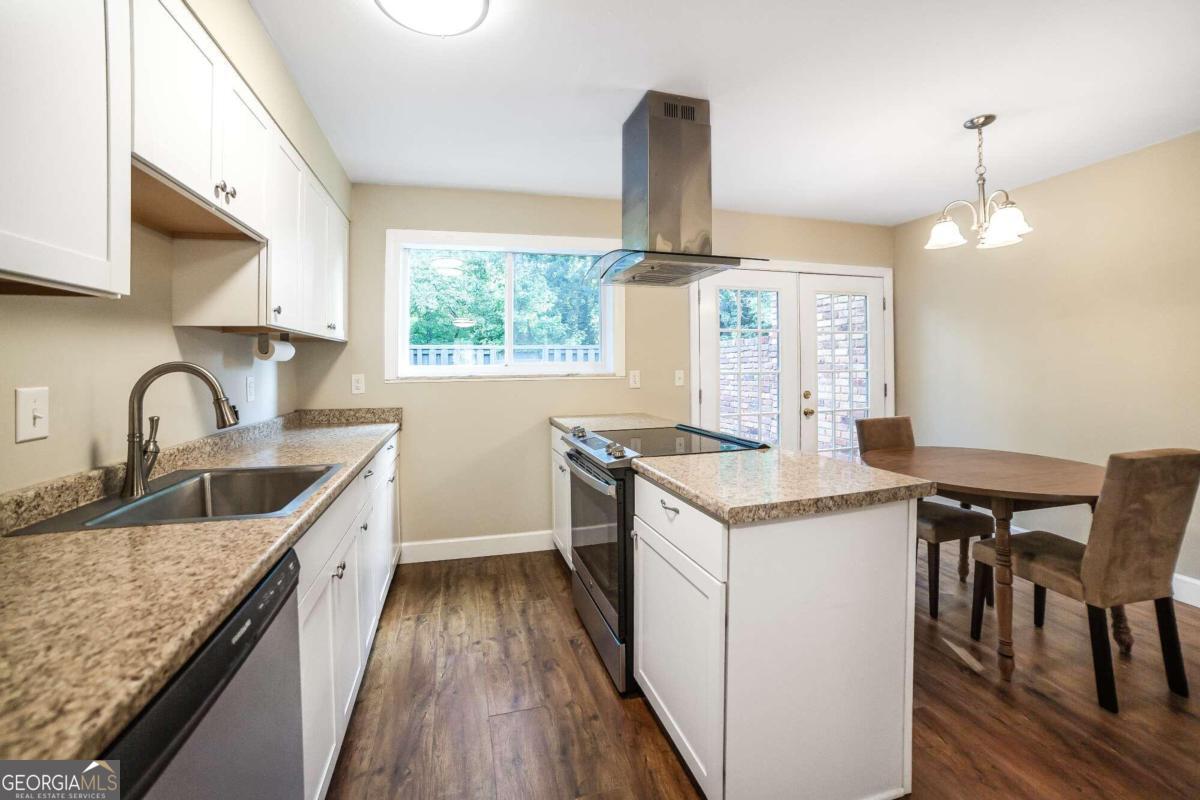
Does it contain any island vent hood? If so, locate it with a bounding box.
[591,90,763,287]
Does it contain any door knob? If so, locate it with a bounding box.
[803,408,815,418]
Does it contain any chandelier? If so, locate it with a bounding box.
[925,115,1033,250]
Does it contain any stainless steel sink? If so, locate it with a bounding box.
[13,464,339,535]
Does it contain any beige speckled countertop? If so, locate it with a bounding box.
[0,419,399,760]
[633,449,935,525]
[549,413,678,433]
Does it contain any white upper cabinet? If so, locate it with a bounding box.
[133,0,222,205]
[217,74,271,235]
[0,0,130,295]
[265,137,306,332]
[300,174,329,336]
[324,205,350,340]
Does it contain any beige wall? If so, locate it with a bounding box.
[185,0,351,214]
[294,184,892,542]
[892,131,1200,578]
[0,225,296,493]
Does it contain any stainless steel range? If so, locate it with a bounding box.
[563,424,767,692]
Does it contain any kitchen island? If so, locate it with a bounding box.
[632,449,934,800]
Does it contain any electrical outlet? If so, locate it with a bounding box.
[351,373,366,395]
[15,387,49,443]
[628,370,641,389]
[674,369,685,387]
[245,375,256,403]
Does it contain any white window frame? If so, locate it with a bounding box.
[384,230,625,381]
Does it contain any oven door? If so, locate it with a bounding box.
[566,451,622,635]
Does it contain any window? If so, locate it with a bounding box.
[815,292,870,458]
[717,288,781,443]
[386,231,624,378]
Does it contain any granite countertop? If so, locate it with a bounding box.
[0,413,400,760]
[633,449,935,525]
[549,413,678,433]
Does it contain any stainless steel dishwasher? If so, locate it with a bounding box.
[105,550,304,799]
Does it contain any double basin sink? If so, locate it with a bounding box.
[15,464,339,535]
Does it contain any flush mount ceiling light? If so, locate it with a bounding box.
[926,114,1033,251]
[452,316,477,328]
[432,256,464,277]
[375,0,489,37]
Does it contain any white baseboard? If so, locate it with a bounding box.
[1174,573,1200,609]
[400,529,555,564]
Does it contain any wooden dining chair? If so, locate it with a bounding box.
[971,448,1200,713]
[856,416,995,618]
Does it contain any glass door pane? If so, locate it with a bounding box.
[717,288,781,443]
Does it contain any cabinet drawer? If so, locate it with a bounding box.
[295,467,366,599]
[634,476,727,581]
[550,425,573,455]
[368,434,399,479]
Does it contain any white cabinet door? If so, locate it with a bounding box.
[324,204,349,340]
[634,517,726,800]
[265,136,305,332]
[217,72,270,234]
[299,173,329,336]
[298,562,337,800]
[331,523,363,730]
[0,0,129,295]
[132,0,222,204]
[373,475,394,608]
[355,500,380,658]
[551,449,572,568]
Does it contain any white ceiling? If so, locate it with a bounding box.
[249,0,1200,225]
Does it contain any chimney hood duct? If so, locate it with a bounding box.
[592,90,763,287]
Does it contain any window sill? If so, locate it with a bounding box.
[386,372,625,384]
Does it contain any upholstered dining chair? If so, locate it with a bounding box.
[972,449,1200,713]
[856,416,995,618]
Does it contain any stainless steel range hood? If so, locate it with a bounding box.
[592,91,763,287]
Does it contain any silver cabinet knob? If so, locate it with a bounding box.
[333,561,346,579]
[327,322,336,330]
[558,465,566,473]
[214,180,227,199]
[227,185,237,200]
[361,522,369,532]
[363,469,374,479]
[273,305,282,315]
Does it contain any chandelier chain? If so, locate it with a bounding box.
[976,128,986,178]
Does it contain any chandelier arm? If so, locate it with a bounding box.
[987,189,1012,212]
[940,199,979,230]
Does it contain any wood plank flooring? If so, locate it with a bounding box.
[328,549,1200,799]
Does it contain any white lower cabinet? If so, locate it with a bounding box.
[633,516,726,800]
[634,475,918,800]
[549,427,572,568]
[297,437,402,800]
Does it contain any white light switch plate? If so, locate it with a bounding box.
[351,373,366,394]
[15,387,49,442]
[674,369,685,386]
[628,370,641,389]
[245,375,256,403]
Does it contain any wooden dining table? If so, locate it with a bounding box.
[860,446,1107,680]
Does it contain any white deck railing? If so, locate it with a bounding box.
[409,345,602,366]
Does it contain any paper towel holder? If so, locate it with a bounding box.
[257,332,291,355]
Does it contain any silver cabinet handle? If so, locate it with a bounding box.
[333,561,346,579]
[388,476,396,484]
[361,522,368,532]
[273,305,282,315]
[363,469,374,479]
[226,185,237,200]
[214,180,227,199]
[558,465,566,473]
[327,322,336,330]
[660,498,681,515]
[387,443,395,451]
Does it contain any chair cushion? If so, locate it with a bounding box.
[973,531,1086,602]
[916,501,994,544]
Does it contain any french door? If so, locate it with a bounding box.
[698,270,888,454]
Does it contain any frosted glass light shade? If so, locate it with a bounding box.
[988,204,1033,240]
[976,226,1021,249]
[925,217,967,250]
[376,0,489,36]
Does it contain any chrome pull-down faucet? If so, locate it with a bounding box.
[122,362,239,499]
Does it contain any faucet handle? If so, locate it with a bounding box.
[146,415,160,444]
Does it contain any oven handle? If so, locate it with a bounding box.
[564,451,618,497]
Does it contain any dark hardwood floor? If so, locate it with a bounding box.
[327,548,1200,799]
